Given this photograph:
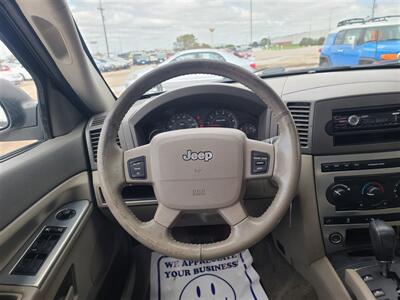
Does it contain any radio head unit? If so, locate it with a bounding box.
[332,106,400,133]
[326,105,400,146]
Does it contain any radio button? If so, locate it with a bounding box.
[347,115,361,126]
[321,164,332,172]
[394,181,400,199]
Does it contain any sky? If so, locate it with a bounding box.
[1,0,399,59]
[67,0,400,54]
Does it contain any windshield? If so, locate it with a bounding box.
[67,0,400,96]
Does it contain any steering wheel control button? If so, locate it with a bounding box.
[361,274,374,282]
[328,232,343,245]
[128,156,147,179]
[372,289,385,298]
[251,151,269,174]
[56,208,76,220]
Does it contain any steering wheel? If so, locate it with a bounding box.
[98,60,301,260]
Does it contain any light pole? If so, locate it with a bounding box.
[371,0,377,18]
[250,0,253,44]
[209,28,215,47]
[98,0,110,58]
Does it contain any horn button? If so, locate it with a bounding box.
[150,128,246,210]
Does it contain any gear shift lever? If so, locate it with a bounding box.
[369,219,396,277]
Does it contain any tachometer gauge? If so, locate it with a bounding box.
[148,128,164,141]
[239,123,257,139]
[206,109,238,128]
[166,113,198,130]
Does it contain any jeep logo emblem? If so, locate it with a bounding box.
[182,150,213,162]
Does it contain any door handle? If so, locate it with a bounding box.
[337,49,344,53]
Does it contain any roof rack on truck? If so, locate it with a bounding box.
[337,15,400,27]
[337,18,366,27]
[370,15,400,23]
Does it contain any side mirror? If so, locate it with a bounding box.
[0,103,10,130]
[0,79,43,141]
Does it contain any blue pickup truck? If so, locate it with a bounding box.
[320,16,400,67]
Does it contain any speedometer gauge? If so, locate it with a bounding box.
[239,123,257,139]
[206,109,238,128]
[166,113,198,130]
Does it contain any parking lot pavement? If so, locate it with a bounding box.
[101,65,151,96]
[254,46,320,69]
[0,140,37,156]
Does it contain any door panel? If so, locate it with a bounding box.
[0,172,90,271]
[0,191,122,300]
[0,123,88,231]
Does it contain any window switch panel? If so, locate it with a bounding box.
[12,226,65,276]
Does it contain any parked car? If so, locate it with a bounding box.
[233,45,253,59]
[0,64,24,84]
[3,62,32,80]
[148,53,159,64]
[132,54,150,65]
[320,16,400,67]
[124,49,257,92]
[156,53,166,64]
[106,57,130,70]
[114,57,130,69]
[94,58,112,72]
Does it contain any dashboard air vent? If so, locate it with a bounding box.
[287,102,311,148]
[88,115,121,163]
[91,115,106,127]
[89,128,121,163]
[89,128,101,163]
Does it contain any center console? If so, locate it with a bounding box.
[310,93,400,255]
[315,151,400,254]
[308,93,400,299]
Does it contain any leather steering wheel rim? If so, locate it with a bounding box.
[98,59,301,260]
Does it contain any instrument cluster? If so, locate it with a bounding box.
[146,108,258,142]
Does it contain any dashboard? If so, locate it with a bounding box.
[85,68,400,258]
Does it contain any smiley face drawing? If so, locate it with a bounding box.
[179,274,237,300]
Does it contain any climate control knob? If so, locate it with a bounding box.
[327,184,351,205]
[361,182,385,206]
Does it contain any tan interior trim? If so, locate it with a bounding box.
[0,172,91,271]
[270,155,351,300]
[272,155,325,266]
[345,269,375,300]
[0,293,22,300]
[309,257,352,300]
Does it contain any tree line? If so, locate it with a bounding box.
[173,34,325,50]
